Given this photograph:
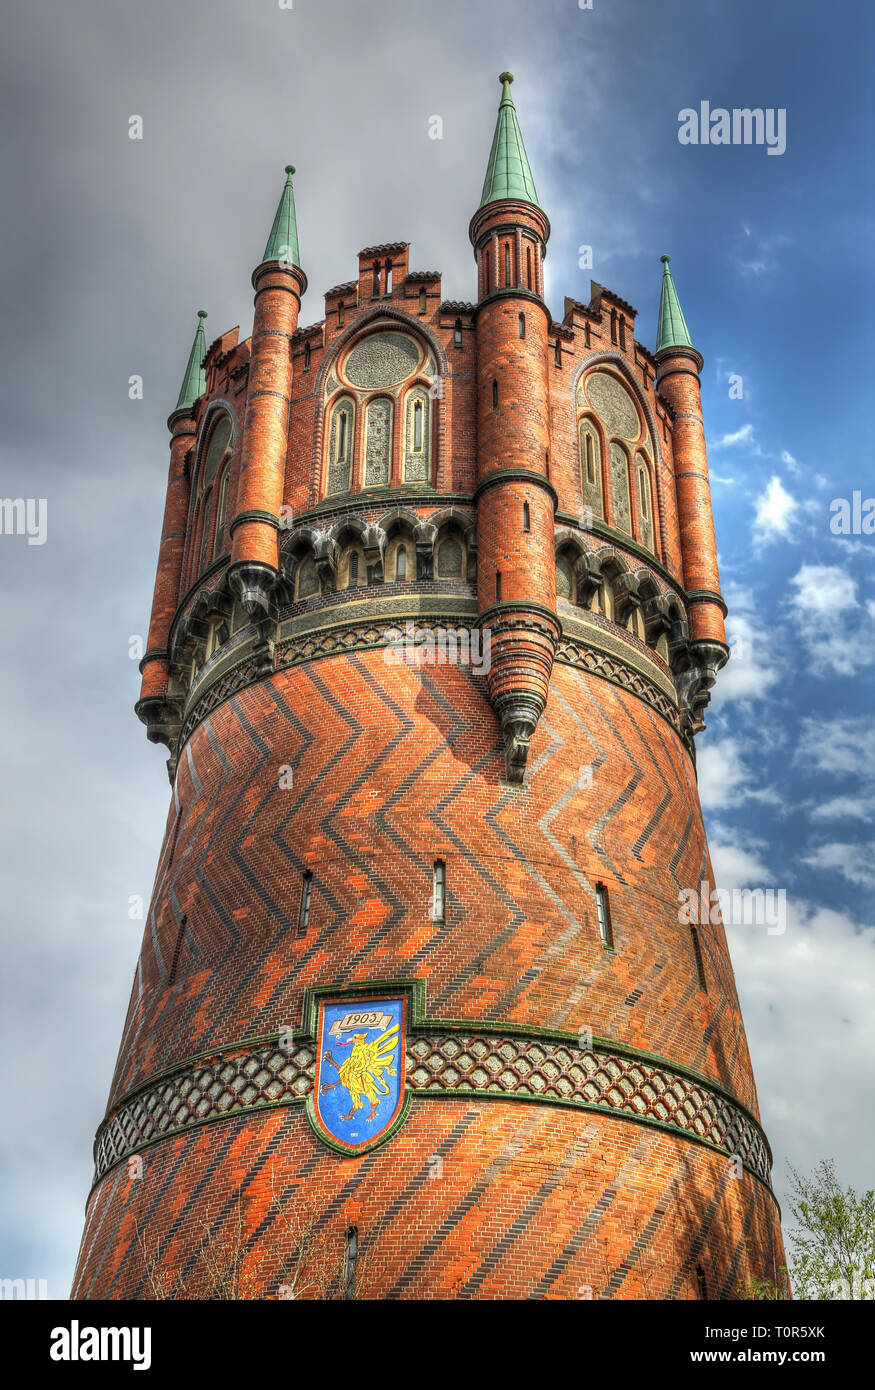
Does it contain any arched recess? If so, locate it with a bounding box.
[325,396,355,495]
[378,507,418,581]
[363,396,393,488]
[189,409,234,584]
[428,507,476,582]
[570,353,670,555]
[578,415,605,522]
[310,306,450,504]
[402,384,432,484]
[635,450,660,557]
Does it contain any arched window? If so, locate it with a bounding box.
[294,554,320,600]
[338,546,365,590]
[193,412,233,577]
[197,490,213,575]
[610,443,632,535]
[327,399,355,494]
[556,554,574,602]
[636,454,654,552]
[403,387,431,482]
[579,419,604,521]
[388,537,414,581]
[212,463,232,562]
[364,398,392,487]
[419,288,427,315]
[436,534,464,579]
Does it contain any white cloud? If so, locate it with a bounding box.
[697,735,780,811]
[711,585,782,708]
[753,474,799,542]
[797,715,875,780]
[801,842,875,892]
[810,795,875,823]
[788,566,874,676]
[709,833,875,1208]
[713,423,756,449]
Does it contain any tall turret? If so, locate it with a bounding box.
[471,73,559,781]
[229,166,307,627]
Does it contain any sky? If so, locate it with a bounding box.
[0,0,872,1297]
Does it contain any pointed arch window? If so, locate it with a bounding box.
[197,491,213,575]
[364,397,392,487]
[436,534,464,579]
[295,554,320,600]
[403,387,431,482]
[609,442,632,535]
[327,398,355,494]
[579,419,604,520]
[636,454,654,552]
[212,463,232,561]
[556,553,574,602]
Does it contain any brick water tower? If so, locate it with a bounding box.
[72,74,785,1300]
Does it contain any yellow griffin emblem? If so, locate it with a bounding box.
[320,1024,400,1123]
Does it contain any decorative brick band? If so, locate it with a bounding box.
[175,614,682,759]
[92,1027,772,1191]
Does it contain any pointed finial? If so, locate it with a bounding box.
[175,310,208,412]
[479,72,541,210]
[262,163,301,269]
[656,254,695,356]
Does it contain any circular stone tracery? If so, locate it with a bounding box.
[583,371,640,441]
[343,331,422,389]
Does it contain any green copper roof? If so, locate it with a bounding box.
[175,310,207,412]
[262,164,300,267]
[479,72,542,210]
[655,255,695,354]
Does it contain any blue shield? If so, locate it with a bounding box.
[311,996,406,1154]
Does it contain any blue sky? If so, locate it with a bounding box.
[0,0,872,1294]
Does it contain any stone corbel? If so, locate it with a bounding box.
[362,524,385,584]
[313,533,338,593]
[573,552,603,608]
[614,572,643,627]
[414,521,437,580]
[672,639,728,738]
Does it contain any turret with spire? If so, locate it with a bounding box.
[654,254,728,724]
[136,310,209,754]
[471,73,559,782]
[228,165,307,633]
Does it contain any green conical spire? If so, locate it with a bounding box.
[175,310,207,412]
[262,164,300,267]
[479,72,542,210]
[655,255,695,355]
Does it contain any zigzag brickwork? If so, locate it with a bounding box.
[75,76,784,1299]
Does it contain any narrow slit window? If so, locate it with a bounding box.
[304,342,311,372]
[432,860,446,921]
[586,432,596,486]
[454,318,462,348]
[555,339,562,368]
[350,552,359,583]
[384,260,393,294]
[372,262,381,297]
[492,380,498,409]
[337,411,348,462]
[343,1226,358,1300]
[419,288,427,315]
[518,312,525,339]
[337,301,345,328]
[596,884,613,948]
[619,315,626,350]
[610,309,617,344]
[395,546,407,580]
[495,571,502,602]
[526,246,533,289]
[297,872,312,937]
[412,400,423,451]
[504,242,511,285]
[584,322,591,349]
[523,501,531,532]
[696,1266,708,1301]
[691,925,707,991]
